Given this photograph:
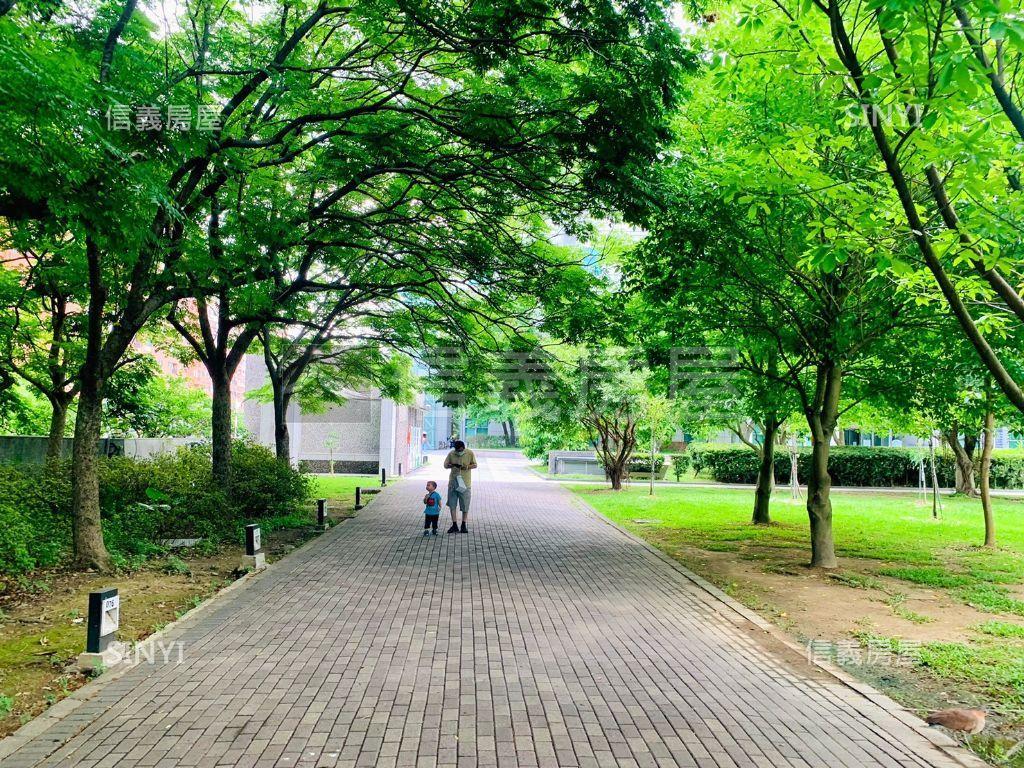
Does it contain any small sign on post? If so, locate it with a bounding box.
[242,524,265,570]
[316,498,328,529]
[78,587,126,672]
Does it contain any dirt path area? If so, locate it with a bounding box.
[636,526,1024,765]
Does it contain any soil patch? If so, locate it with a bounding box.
[637,526,1024,763]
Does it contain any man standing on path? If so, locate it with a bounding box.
[444,439,477,533]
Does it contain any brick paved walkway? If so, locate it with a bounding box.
[1,453,979,768]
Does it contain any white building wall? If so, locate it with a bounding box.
[240,354,427,473]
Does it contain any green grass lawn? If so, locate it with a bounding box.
[573,485,1024,572]
[312,475,378,513]
[572,483,1024,744]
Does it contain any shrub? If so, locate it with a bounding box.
[519,424,591,460]
[228,440,312,522]
[0,439,311,576]
[99,456,171,557]
[595,455,665,475]
[689,446,764,484]
[464,435,515,449]
[623,455,665,474]
[0,464,68,573]
[687,444,1024,488]
[988,451,1024,488]
[145,445,228,539]
[163,555,191,576]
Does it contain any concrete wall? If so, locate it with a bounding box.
[241,354,427,473]
[0,436,94,464]
[298,397,382,469]
[556,457,604,476]
[0,436,196,464]
[121,438,199,459]
[548,450,601,476]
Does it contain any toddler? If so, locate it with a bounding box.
[422,481,442,536]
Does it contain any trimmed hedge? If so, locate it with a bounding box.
[594,455,666,475]
[0,441,311,575]
[622,455,666,474]
[687,445,1024,489]
[465,435,516,449]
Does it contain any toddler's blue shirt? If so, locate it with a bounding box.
[424,491,442,515]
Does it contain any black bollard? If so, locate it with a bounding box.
[243,524,266,570]
[355,486,362,510]
[380,467,386,486]
[86,588,120,654]
[245,524,262,556]
[316,498,327,528]
[78,587,125,671]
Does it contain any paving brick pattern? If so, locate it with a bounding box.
[2,454,970,768]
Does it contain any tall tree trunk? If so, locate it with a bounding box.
[507,420,517,447]
[752,417,778,525]
[272,385,292,463]
[607,462,625,490]
[961,433,978,493]
[262,336,293,463]
[980,406,996,547]
[929,438,941,518]
[168,278,261,487]
[500,421,510,447]
[211,373,232,487]
[649,432,656,496]
[790,437,800,500]
[805,362,841,569]
[945,425,978,496]
[70,383,112,571]
[46,397,68,464]
[806,431,837,567]
[596,425,633,491]
[71,238,113,572]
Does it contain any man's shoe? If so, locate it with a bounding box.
[423,530,429,537]
[447,524,459,533]
[460,522,468,533]
[432,530,438,536]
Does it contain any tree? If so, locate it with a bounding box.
[865,313,1021,545]
[0,248,86,462]
[630,258,799,524]
[1,0,684,569]
[632,189,907,563]
[257,272,521,463]
[626,21,916,565]
[879,326,990,497]
[104,371,212,438]
[763,0,1024,416]
[466,400,518,447]
[512,346,654,489]
[980,384,997,547]
[639,393,676,495]
[259,325,417,463]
